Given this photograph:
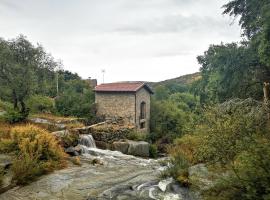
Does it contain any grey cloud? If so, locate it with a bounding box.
[114,14,231,35]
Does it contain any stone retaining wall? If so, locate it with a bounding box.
[73,121,135,145]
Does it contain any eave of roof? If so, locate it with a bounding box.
[94,82,154,94]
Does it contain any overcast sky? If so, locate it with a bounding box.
[0,0,241,83]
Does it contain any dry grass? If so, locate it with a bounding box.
[0,121,12,138]
[30,113,78,123]
[0,124,67,185]
[169,134,201,165]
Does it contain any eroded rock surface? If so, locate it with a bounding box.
[0,149,196,200]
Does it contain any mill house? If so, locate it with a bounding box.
[94,82,154,132]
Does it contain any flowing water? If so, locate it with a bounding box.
[79,134,96,148]
[0,134,197,200]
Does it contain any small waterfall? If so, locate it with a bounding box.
[79,134,96,148]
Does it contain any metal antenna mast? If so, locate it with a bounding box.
[102,69,105,83]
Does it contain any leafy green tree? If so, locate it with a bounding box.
[223,0,270,71]
[196,43,263,104]
[154,85,170,101]
[55,79,95,119]
[0,35,58,115]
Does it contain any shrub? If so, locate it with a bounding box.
[26,95,55,114]
[169,99,270,198]
[11,155,44,185]
[149,144,158,158]
[0,124,67,185]
[55,88,95,118]
[3,109,27,124]
[59,131,79,148]
[127,131,147,141]
[162,155,191,187]
[0,100,13,111]
[169,134,201,165]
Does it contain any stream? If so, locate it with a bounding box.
[0,134,197,200]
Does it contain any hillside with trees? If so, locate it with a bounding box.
[0,0,269,199]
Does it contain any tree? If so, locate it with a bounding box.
[0,35,58,115]
[223,0,270,71]
[196,42,263,104]
[154,85,170,101]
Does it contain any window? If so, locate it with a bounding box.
[140,101,146,119]
[140,122,145,129]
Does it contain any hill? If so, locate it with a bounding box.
[149,72,201,92]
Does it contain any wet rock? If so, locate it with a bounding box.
[127,140,149,157]
[65,147,79,156]
[112,141,129,154]
[158,177,173,192]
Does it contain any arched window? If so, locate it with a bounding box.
[140,101,146,120]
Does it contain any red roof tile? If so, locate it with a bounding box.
[94,82,153,94]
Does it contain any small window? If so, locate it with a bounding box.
[140,102,146,119]
[140,122,145,129]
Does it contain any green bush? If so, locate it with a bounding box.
[127,131,147,141]
[162,155,190,187]
[26,95,55,114]
[169,99,270,199]
[2,109,28,124]
[149,144,158,158]
[0,100,13,111]
[55,88,95,119]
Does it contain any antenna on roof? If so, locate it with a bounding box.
[101,69,105,83]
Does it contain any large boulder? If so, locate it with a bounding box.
[112,141,129,154]
[112,140,150,157]
[127,140,149,157]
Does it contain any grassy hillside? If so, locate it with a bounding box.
[151,72,201,87]
[149,72,201,93]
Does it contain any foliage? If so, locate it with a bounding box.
[162,155,190,186]
[0,35,59,117]
[127,130,147,141]
[2,108,28,124]
[195,43,263,104]
[223,0,270,67]
[150,93,198,144]
[0,100,12,111]
[169,99,270,199]
[59,131,79,148]
[196,99,267,165]
[26,95,55,114]
[149,144,158,158]
[0,124,66,185]
[55,79,95,119]
[154,85,170,101]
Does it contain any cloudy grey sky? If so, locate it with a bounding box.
[0,0,241,83]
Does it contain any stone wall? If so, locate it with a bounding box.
[74,122,135,149]
[95,92,136,125]
[135,88,151,133]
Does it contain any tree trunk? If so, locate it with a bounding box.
[12,90,18,110]
[20,100,26,114]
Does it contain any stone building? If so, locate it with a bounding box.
[94,82,154,133]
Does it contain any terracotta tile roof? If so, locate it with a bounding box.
[94,82,153,94]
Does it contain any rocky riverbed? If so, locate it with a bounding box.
[0,147,197,200]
